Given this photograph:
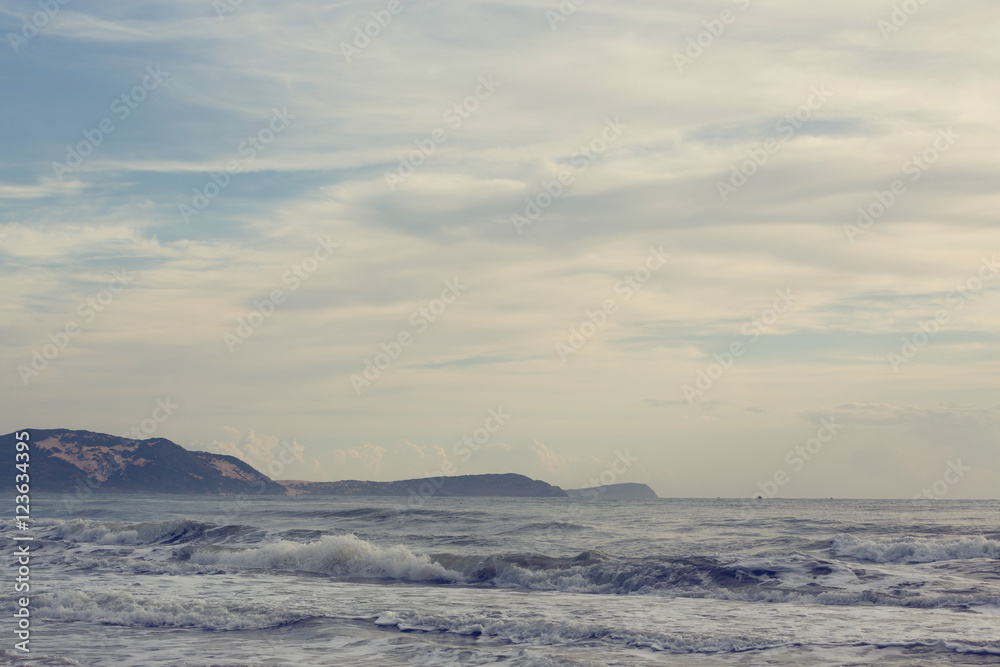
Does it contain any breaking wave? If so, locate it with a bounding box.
[832,534,1000,563]
[24,589,306,631]
[189,533,462,582]
[43,518,265,546]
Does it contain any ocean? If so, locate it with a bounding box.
[5,494,999,666]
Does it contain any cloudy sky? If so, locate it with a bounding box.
[2,0,998,498]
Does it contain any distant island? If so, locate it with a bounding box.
[566,483,659,500]
[0,428,285,496]
[1,429,657,499]
[280,473,567,497]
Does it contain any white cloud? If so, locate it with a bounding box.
[3,0,1000,498]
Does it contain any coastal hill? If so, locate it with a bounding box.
[566,483,659,499]
[2,429,656,499]
[0,428,286,495]
[279,473,568,497]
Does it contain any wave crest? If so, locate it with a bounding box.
[832,534,1000,563]
[190,533,463,582]
[48,518,231,546]
[27,589,304,630]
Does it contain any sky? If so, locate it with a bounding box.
[2,0,999,498]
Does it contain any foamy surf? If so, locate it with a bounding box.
[20,517,1000,611]
[35,517,262,546]
[189,533,464,582]
[21,495,1000,665]
[23,589,306,631]
[832,534,1000,563]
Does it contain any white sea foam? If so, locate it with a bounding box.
[832,534,1000,563]
[27,589,302,631]
[24,497,1000,665]
[369,608,789,653]
[189,533,463,582]
[46,518,216,545]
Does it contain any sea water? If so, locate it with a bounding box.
[3,495,999,665]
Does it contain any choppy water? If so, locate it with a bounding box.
[3,495,999,665]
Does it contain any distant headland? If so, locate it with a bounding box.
[1,429,658,500]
